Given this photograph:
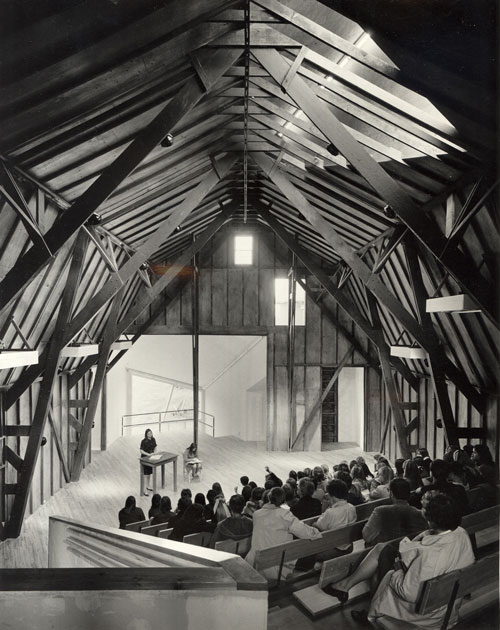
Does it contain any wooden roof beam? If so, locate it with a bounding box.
[252,47,496,327]
[0,46,242,318]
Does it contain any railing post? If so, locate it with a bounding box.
[159,413,161,433]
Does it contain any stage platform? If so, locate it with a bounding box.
[1,430,375,568]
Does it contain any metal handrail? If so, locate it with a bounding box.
[121,409,215,438]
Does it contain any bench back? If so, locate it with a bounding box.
[461,504,498,533]
[355,497,391,520]
[214,536,252,557]
[158,528,173,539]
[141,522,171,537]
[183,531,212,547]
[416,551,499,614]
[254,519,366,571]
[125,518,151,533]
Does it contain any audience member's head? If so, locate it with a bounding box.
[356,456,367,466]
[176,496,191,516]
[297,478,315,498]
[240,475,249,486]
[282,483,295,503]
[444,444,460,462]
[422,491,461,531]
[430,459,450,482]
[313,466,325,481]
[403,459,422,485]
[206,489,216,506]
[241,485,252,502]
[194,492,206,506]
[416,447,430,459]
[321,464,330,477]
[160,495,172,513]
[394,458,405,476]
[326,479,348,501]
[349,460,358,471]
[297,470,306,480]
[180,488,192,502]
[335,471,353,491]
[288,470,298,480]
[229,494,245,515]
[212,482,223,496]
[249,481,257,489]
[389,478,411,501]
[337,462,350,474]
[150,493,161,510]
[303,467,312,478]
[351,465,366,481]
[462,444,474,458]
[377,465,394,485]
[182,503,205,524]
[472,444,494,466]
[250,486,264,504]
[286,478,297,491]
[124,496,136,510]
[269,486,286,507]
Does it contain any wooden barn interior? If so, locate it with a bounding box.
[0,1,498,629]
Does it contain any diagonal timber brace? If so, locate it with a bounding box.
[0,46,242,318]
[252,47,496,327]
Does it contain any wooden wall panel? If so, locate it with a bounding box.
[274,365,289,451]
[211,269,227,327]
[199,268,212,328]
[258,268,274,327]
[243,268,259,327]
[321,309,337,365]
[227,268,243,327]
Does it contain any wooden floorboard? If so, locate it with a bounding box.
[0,429,374,568]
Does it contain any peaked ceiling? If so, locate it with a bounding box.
[0,0,498,400]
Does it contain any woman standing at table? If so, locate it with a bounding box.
[140,428,157,496]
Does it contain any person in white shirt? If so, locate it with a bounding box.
[313,479,357,569]
[245,486,322,580]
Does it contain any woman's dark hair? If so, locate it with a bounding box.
[417,447,430,458]
[125,495,136,510]
[334,471,353,490]
[212,482,223,495]
[182,503,205,523]
[160,495,172,513]
[395,458,406,476]
[241,485,252,502]
[269,486,286,506]
[250,486,264,503]
[298,478,315,497]
[282,483,295,502]
[472,444,494,466]
[240,475,249,486]
[144,428,152,438]
[303,467,312,477]
[288,470,298,480]
[180,488,192,500]
[403,459,422,486]
[229,494,245,514]
[261,489,271,504]
[351,465,366,481]
[422,491,462,530]
[248,481,257,489]
[337,463,350,474]
[326,479,348,500]
[313,466,325,481]
[176,496,191,515]
[187,442,197,454]
[349,459,357,471]
[194,492,206,506]
[297,470,306,479]
[206,489,216,505]
[150,493,161,509]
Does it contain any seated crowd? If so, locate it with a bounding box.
[118,443,497,628]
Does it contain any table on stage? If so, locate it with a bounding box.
[139,451,178,496]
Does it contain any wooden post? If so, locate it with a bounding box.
[192,249,200,446]
[287,256,297,449]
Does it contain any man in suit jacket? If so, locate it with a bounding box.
[362,478,427,546]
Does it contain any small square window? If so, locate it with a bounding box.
[234,235,253,265]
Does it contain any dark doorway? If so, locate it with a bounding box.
[321,367,338,443]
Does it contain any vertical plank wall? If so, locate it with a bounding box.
[133,226,385,451]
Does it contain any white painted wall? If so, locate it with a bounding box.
[204,337,266,439]
[106,335,266,447]
[337,367,365,448]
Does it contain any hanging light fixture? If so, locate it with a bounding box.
[425,294,481,314]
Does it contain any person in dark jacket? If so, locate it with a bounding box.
[210,494,253,547]
[169,503,215,542]
[410,459,469,515]
[362,478,427,546]
[118,496,145,529]
[151,495,175,526]
[148,493,161,519]
[291,478,322,520]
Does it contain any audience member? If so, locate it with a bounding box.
[264,466,283,488]
[411,459,469,515]
[204,489,216,521]
[335,471,364,506]
[290,478,322,520]
[210,494,253,547]
[472,444,494,467]
[351,465,370,493]
[356,456,374,479]
[168,496,191,528]
[324,492,474,630]
[148,493,161,519]
[246,486,322,580]
[403,459,422,491]
[394,458,405,478]
[243,486,264,519]
[362,479,427,546]
[212,483,231,523]
[241,484,252,503]
[118,496,145,529]
[169,503,215,542]
[369,465,394,500]
[194,492,206,507]
[282,483,298,509]
[469,464,499,511]
[151,495,175,525]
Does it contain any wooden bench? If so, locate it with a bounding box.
[158,527,173,539]
[301,497,391,528]
[183,531,213,547]
[253,519,367,585]
[214,536,252,557]
[294,505,499,618]
[375,551,499,630]
[141,522,171,537]
[124,518,151,533]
